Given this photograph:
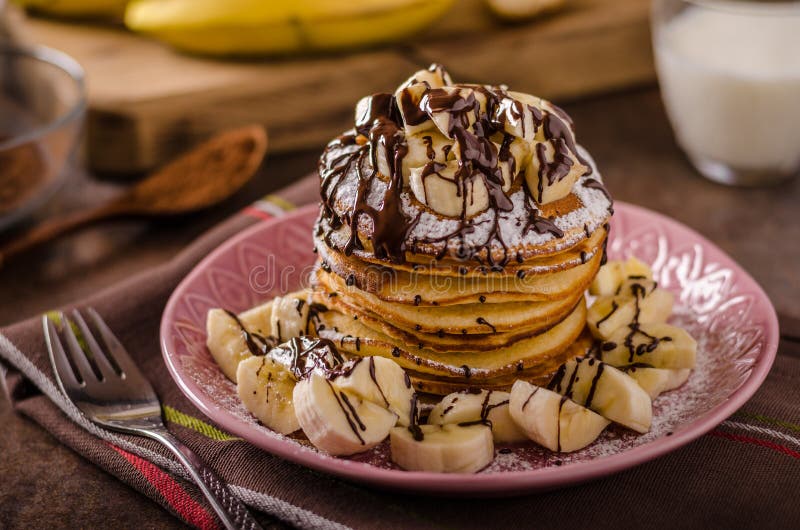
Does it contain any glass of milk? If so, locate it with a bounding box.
[652,0,800,186]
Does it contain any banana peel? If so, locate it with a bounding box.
[15,0,128,19]
[124,0,455,56]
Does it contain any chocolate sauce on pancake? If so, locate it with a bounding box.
[317,68,598,268]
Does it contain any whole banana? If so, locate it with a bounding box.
[124,0,455,56]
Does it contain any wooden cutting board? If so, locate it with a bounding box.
[11,0,654,174]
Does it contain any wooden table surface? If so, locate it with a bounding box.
[1,87,798,529]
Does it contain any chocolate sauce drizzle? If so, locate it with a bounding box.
[268,336,345,381]
[619,280,673,363]
[457,389,509,429]
[223,309,276,356]
[318,67,592,269]
[547,357,606,416]
[595,300,619,330]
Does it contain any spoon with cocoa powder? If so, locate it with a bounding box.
[0,124,267,265]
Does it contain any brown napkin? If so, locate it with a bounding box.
[2,173,800,530]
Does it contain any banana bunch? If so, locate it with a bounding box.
[15,0,127,19]
[123,0,454,56]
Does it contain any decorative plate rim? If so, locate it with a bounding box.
[160,201,779,495]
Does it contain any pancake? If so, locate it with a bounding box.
[407,331,594,395]
[326,302,567,353]
[311,298,587,382]
[315,233,603,306]
[317,144,612,273]
[314,267,584,335]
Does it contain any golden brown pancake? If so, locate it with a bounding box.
[311,298,587,382]
[315,236,603,306]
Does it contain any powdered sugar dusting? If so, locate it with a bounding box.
[323,145,612,263]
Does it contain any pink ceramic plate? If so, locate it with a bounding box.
[160,202,779,495]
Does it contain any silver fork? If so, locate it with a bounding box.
[43,308,262,530]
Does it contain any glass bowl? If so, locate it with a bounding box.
[0,45,85,231]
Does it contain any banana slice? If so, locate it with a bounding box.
[492,95,541,142]
[524,140,582,205]
[236,355,300,434]
[331,356,416,427]
[421,86,481,139]
[206,302,273,382]
[497,136,530,191]
[587,281,674,340]
[395,65,456,136]
[390,423,494,473]
[408,159,489,217]
[397,64,453,92]
[625,367,691,399]
[270,294,311,342]
[508,381,610,452]
[590,257,654,296]
[600,323,697,369]
[401,131,453,181]
[548,357,652,433]
[293,372,398,456]
[428,390,527,443]
[396,83,436,136]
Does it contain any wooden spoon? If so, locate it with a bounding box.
[0,124,267,265]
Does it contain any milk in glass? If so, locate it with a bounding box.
[654,1,800,182]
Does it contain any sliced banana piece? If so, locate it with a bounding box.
[332,356,416,427]
[524,140,582,205]
[587,281,674,340]
[396,83,435,136]
[548,357,652,433]
[492,95,541,142]
[236,355,300,434]
[206,302,273,382]
[508,380,610,452]
[409,159,489,217]
[600,323,697,369]
[394,64,453,136]
[421,86,481,139]
[428,390,526,443]
[497,136,531,191]
[270,294,311,342]
[625,367,691,399]
[294,372,398,456]
[590,257,654,296]
[397,64,452,92]
[401,131,453,181]
[390,423,494,473]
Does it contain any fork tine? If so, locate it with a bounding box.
[71,310,119,381]
[86,307,142,380]
[43,315,82,390]
[60,311,100,383]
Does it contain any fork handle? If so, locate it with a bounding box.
[144,428,263,530]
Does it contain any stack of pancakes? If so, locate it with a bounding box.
[308,65,613,395]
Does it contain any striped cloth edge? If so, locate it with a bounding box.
[0,194,353,530]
